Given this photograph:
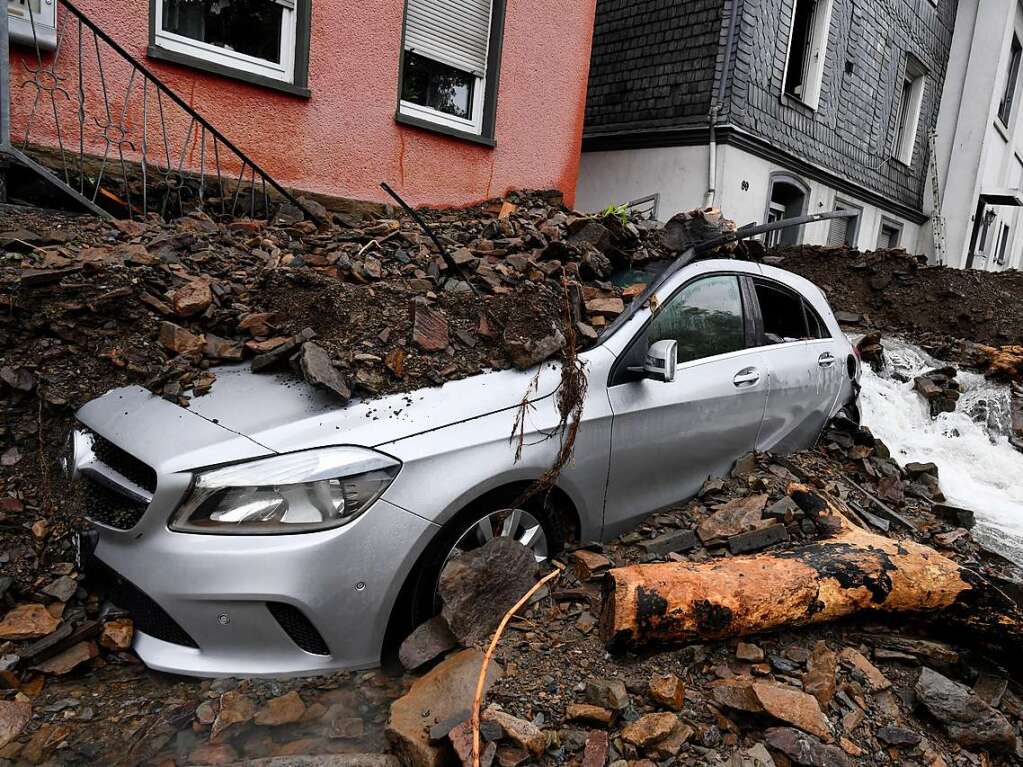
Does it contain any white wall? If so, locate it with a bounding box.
[575,145,711,217]
[576,143,920,251]
[930,0,1023,269]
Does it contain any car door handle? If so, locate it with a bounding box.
[818,352,837,368]
[733,367,760,387]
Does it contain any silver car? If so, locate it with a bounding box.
[69,257,859,677]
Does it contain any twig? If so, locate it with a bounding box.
[471,562,565,767]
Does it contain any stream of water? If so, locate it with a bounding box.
[858,338,1023,566]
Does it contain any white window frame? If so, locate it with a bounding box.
[782,0,835,111]
[895,62,926,166]
[398,70,487,135]
[828,199,861,247]
[398,2,494,136]
[8,0,58,51]
[153,0,298,84]
[877,218,903,249]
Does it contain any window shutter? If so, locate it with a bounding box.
[826,216,848,246]
[404,0,493,77]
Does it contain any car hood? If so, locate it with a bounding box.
[179,362,564,455]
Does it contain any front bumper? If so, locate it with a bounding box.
[87,496,435,678]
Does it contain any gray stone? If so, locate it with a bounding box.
[876,726,921,747]
[763,727,851,767]
[399,616,458,672]
[932,503,975,529]
[42,576,77,602]
[638,529,699,556]
[585,678,629,710]
[438,538,538,646]
[298,342,351,401]
[727,523,788,554]
[764,497,802,520]
[914,667,1015,751]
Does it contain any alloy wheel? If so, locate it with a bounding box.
[441,508,549,575]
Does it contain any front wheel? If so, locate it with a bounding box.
[407,497,566,630]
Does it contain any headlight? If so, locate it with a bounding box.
[169,447,401,534]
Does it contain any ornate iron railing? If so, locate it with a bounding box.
[0,0,321,221]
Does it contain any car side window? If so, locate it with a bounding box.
[648,275,746,364]
[802,300,831,339]
[753,279,814,344]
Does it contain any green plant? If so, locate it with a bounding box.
[600,203,631,226]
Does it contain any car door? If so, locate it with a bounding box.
[603,273,769,537]
[748,276,840,453]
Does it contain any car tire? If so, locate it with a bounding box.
[405,492,567,633]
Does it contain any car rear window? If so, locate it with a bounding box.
[753,279,829,343]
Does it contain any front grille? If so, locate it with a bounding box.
[88,432,158,493]
[267,602,330,655]
[87,560,199,649]
[81,478,147,530]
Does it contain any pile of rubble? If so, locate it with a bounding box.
[379,413,1022,767]
[0,193,672,575]
[6,195,1023,765]
[767,244,1023,348]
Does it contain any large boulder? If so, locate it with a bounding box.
[439,537,538,646]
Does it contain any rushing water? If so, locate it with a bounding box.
[858,338,1023,566]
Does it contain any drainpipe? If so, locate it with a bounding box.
[704,104,719,209]
[705,0,740,210]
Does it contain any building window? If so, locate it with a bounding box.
[826,200,861,247]
[998,34,1022,127]
[149,0,310,93]
[894,57,926,166]
[764,174,809,247]
[996,222,1011,265]
[398,0,505,140]
[783,0,834,110]
[877,219,903,249]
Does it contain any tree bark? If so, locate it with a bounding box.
[600,484,1023,649]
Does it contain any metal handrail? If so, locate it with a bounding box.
[1,0,323,222]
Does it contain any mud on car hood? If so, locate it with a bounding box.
[166,362,563,455]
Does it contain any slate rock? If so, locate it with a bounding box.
[620,712,677,747]
[876,726,921,747]
[728,522,788,554]
[254,691,306,726]
[483,707,545,756]
[638,530,699,557]
[585,678,629,710]
[649,673,685,710]
[399,615,458,672]
[582,730,608,767]
[411,301,450,352]
[764,727,851,767]
[387,649,502,767]
[697,494,768,543]
[298,342,351,401]
[0,700,31,748]
[914,667,1016,751]
[439,538,538,646]
[0,604,61,640]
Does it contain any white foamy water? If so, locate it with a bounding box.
[858,338,1023,565]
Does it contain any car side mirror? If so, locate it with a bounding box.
[628,339,677,382]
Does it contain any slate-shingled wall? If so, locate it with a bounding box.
[584,0,724,135]
[583,0,958,214]
[725,0,957,211]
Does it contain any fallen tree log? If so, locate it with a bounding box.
[600,484,1023,648]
